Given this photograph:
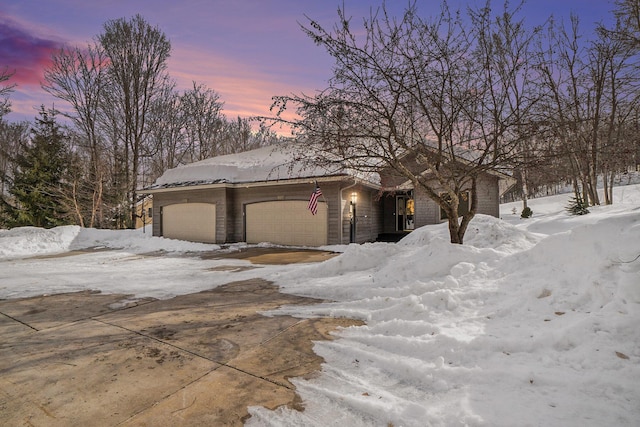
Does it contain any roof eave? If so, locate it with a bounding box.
[140,174,380,194]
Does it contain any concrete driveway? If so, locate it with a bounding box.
[0,248,359,426]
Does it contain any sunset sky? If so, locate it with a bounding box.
[1,0,616,127]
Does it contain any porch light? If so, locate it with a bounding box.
[350,192,358,205]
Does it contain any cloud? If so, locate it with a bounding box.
[168,43,327,119]
[0,13,65,86]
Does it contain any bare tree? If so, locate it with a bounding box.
[271,1,538,244]
[535,16,594,204]
[611,0,640,49]
[595,25,639,204]
[222,116,253,154]
[98,14,171,228]
[34,15,289,228]
[98,93,128,228]
[145,79,186,181]
[536,14,640,206]
[249,121,283,150]
[42,44,109,227]
[469,2,543,214]
[181,82,225,161]
[602,0,640,197]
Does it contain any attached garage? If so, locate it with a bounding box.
[246,200,328,246]
[162,203,216,243]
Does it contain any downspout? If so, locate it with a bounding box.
[340,179,358,244]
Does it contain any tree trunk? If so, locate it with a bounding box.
[579,175,590,205]
[572,176,581,201]
[444,180,477,245]
[607,171,615,205]
[71,180,85,228]
[129,138,140,229]
[447,216,463,244]
[587,169,600,206]
[520,167,529,210]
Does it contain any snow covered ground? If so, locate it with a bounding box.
[1,185,639,426]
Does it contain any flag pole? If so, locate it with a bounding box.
[316,180,327,203]
[307,180,323,215]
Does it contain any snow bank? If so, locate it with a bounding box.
[0,225,81,259]
[400,214,543,254]
[0,226,220,260]
[71,227,220,253]
[250,203,640,426]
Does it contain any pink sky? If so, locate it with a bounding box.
[1,0,614,126]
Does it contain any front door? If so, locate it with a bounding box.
[396,194,415,231]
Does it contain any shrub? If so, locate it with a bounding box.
[520,207,533,218]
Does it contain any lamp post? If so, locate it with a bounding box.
[350,192,357,243]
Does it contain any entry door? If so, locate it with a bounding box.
[396,196,405,231]
[396,195,415,231]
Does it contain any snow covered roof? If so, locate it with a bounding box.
[145,143,380,191]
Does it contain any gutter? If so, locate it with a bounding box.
[139,174,366,194]
[140,174,381,194]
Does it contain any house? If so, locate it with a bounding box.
[143,143,512,246]
[134,196,153,230]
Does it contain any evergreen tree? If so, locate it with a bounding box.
[566,195,590,216]
[3,107,71,228]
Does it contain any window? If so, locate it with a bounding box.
[440,191,470,220]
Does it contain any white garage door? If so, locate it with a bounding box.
[246,201,328,246]
[162,203,216,243]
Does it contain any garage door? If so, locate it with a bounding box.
[246,201,328,246]
[162,203,216,243]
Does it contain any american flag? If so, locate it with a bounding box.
[307,183,322,215]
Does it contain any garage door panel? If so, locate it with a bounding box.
[246,201,327,246]
[163,203,216,243]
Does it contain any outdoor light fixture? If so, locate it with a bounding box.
[351,192,357,205]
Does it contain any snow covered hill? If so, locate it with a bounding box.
[1,184,639,426]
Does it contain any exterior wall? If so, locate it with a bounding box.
[340,185,382,244]
[151,179,385,246]
[151,187,228,243]
[379,157,503,229]
[135,197,153,229]
[414,188,440,227]
[413,173,501,226]
[385,173,501,230]
[230,180,382,245]
[228,182,338,244]
[369,191,384,241]
[149,173,498,245]
[225,187,236,242]
[475,174,500,217]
